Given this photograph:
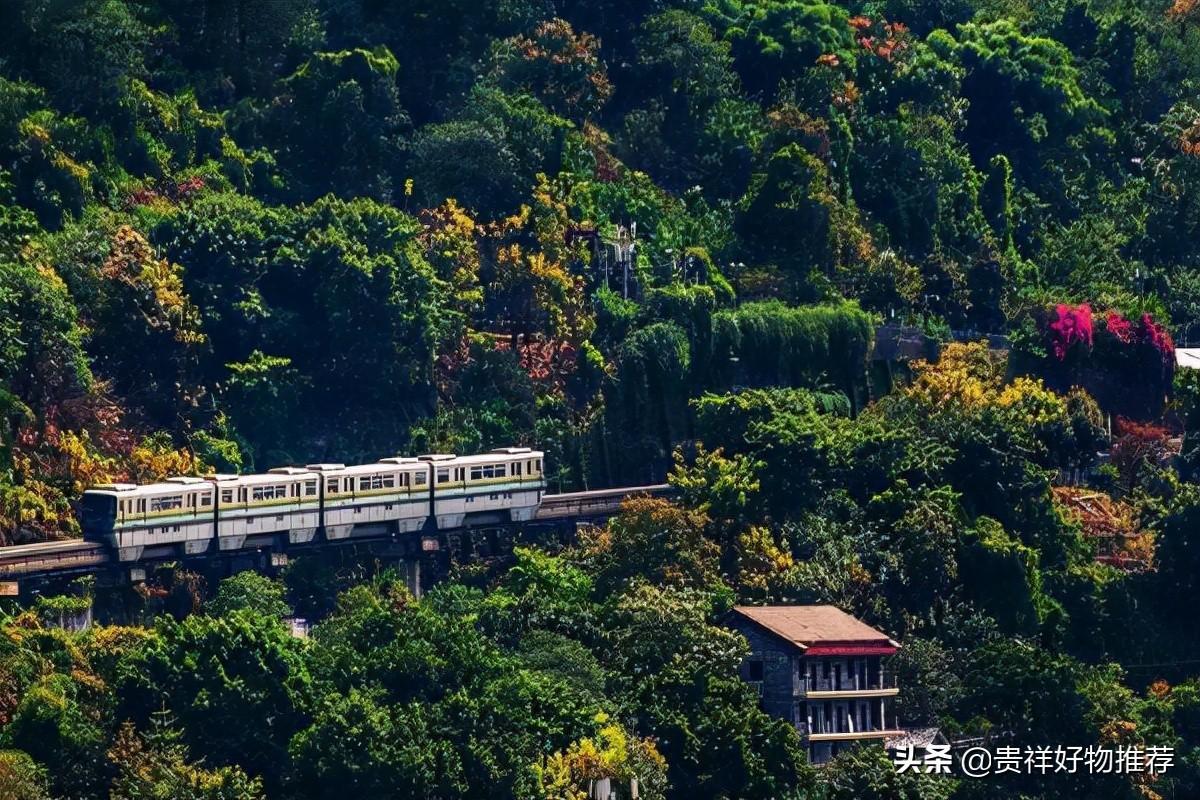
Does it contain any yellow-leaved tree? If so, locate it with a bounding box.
[419,199,484,330]
[486,174,594,347]
[533,714,666,800]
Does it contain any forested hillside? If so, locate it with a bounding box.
[5,0,1200,798]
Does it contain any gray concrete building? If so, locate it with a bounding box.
[727,605,903,764]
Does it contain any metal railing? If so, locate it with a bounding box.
[798,716,895,737]
[795,672,897,695]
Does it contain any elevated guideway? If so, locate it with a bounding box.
[0,484,674,584]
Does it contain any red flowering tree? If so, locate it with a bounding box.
[1022,303,1175,420]
[1047,303,1094,360]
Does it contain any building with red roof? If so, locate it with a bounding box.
[727,605,903,764]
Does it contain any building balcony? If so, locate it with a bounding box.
[796,672,898,698]
[797,720,905,742]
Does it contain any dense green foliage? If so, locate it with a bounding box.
[4,0,1200,797]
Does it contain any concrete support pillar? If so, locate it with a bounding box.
[405,557,422,599]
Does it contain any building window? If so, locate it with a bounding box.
[748,660,764,681]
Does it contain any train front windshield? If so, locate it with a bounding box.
[78,493,116,535]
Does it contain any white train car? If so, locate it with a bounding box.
[307,458,429,539]
[80,477,216,562]
[78,445,548,561]
[213,467,320,550]
[429,447,544,529]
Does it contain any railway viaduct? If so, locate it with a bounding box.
[0,484,672,606]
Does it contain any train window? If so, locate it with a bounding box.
[437,468,450,484]
[252,485,288,502]
[343,478,355,493]
[414,473,427,486]
[290,483,299,498]
[138,499,146,513]
[304,480,317,496]
[221,489,233,504]
[200,494,212,506]
[537,459,542,471]
[515,462,522,476]
[363,475,389,490]
[239,488,247,502]
[150,495,183,512]
[326,479,339,493]
[400,473,409,487]
[470,464,509,481]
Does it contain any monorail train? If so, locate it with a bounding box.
[77,447,544,561]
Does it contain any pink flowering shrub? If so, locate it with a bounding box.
[1032,304,1176,420]
[1047,303,1094,360]
[1105,311,1134,344]
[1097,311,1175,364]
[1141,313,1175,363]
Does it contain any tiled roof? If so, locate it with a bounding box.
[731,605,897,648]
[885,727,947,750]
